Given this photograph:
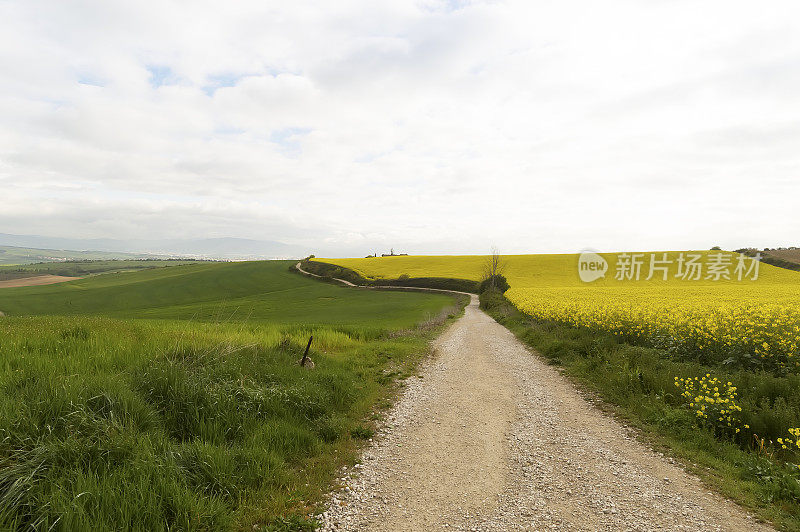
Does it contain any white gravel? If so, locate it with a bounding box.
[316,296,772,531]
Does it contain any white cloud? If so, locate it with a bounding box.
[1,0,799,255]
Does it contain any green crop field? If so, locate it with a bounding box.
[0,260,462,530]
[0,261,454,326]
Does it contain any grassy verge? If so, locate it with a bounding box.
[0,300,466,530]
[479,290,800,531]
[302,259,479,293]
[0,260,467,530]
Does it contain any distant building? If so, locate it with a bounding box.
[380,249,408,257]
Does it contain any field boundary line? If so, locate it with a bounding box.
[294,262,473,297]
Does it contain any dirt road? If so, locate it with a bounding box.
[295,262,358,286]
[0,275,81,288]
[318,295,770,531]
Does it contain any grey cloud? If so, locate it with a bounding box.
[0,0,799,256]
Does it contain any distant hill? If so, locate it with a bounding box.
[0,233,311,260]
[764,248,800,265]
[735,247,800,272]
[0,245,160,266]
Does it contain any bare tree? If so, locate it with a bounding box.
[483,246,505,290]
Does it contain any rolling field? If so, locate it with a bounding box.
[318,252,800,528]
[317,252,800,372]
[0,260,461,530]
[0,261,454,327]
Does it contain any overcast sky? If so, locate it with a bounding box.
[1,1,799,256]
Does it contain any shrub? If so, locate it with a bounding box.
[479,274,510,293]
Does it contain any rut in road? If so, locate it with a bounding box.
[318,295,771,531]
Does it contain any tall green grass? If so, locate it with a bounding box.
[0,261,465,530]
[0,314,463,530]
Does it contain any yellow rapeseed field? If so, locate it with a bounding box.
[316,252,800,370]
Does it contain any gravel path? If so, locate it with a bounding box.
[317,295,772,531]
[295,262,358,286]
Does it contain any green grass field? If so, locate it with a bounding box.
[0,260,462,530]
[0,261,454,327]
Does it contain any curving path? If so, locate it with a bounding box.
[313,293,771,531]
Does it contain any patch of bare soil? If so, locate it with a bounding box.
[0,275,82,288]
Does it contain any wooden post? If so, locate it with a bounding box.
[300,335,313,366]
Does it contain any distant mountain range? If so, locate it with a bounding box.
[0,233,311,260]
